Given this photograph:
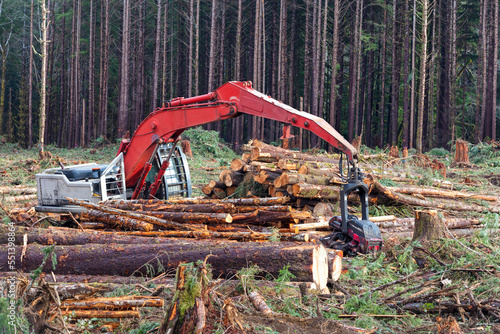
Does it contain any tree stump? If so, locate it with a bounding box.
[180,139,193,157]
[158,261,211,334]
[454,139,470,166]
[412,210,446,266]
[389,145,399,158]
[412,210,445,244]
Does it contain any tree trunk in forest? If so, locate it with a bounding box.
[252,0,261,138]
[28,0,34,147]
[38,0,49,156]
[426,6,436,150]
[98,0,110,139]
[118,0,130,138]
[69,0,82,147]
[194,0,200,96]
[485,0,498,141]
[365,14,374,147]
[416,0,428,154]
[0,25,11,137]
[480,0,488,141]
[5,242,330,285]
[233,0,242,145]
[402,0,410,148]
[219,0,226,89]
[136,0,146,127]
[354,0,364,139]
[347,0,360,142]
[378,1,387,147]
[162,0,168,101]
[390,0,400,145]
[188,0,194,96]
[318,0,328,136]
[449,0,457,142]
[329,0,340,138]
[475,0,485,142]
[409,0,416,147]
[87,0,95,144]
[208,0,217,94]
[152,0,162,108]
[303,0,311,134]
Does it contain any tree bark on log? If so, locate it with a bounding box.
[292,183,340,200]
[136,210,233,224]
[59,296,164,310]
[280,172,332,187]
[386,186,497,202]
[251,146,337,164]
[3,242,330,285]
[110,197,290,206]
[102,201,236,213]
[67,198,199,231]
[81,209,154,231]
[364,175,500,213]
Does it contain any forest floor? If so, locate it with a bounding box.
[1,130,500,333]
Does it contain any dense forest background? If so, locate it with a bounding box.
[0,0,498,153]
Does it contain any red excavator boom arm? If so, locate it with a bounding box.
[118,81,357,188]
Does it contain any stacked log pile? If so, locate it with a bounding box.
[2,196,344,293]
[202,139,500,217]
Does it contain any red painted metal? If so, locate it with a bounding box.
[148,159,169,199]
[131,162,152,199]
[120,81,357,188]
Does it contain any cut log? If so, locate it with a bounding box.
[313,202,337,217]
[135,210,233,224]
[292,183,340,200]
[241,152,251,163]
[110,197,290,206]
[0,226,197,245]
[223,171,244,187]
[280,172,331,186]
[230,158,247,172]
[248,290,273,315]
[102,200,236,213]
[0,186,37,195]
[364,175,500,214]
[234,210,311,225]
[218,169,233,183]
[234,205,292,213]
[81,210,154,231]
[60,296,164,310]
[226,186,237,196]
[58,310,140,319]
[386,187,497,202]
[277,159,298,170]
[67,198,200,231]
[296,164,340,178]
[212,187,227,199]
[2,194,37,203]
[328,253,342,282]
[251,146,337,164]
[4,242,331,287]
